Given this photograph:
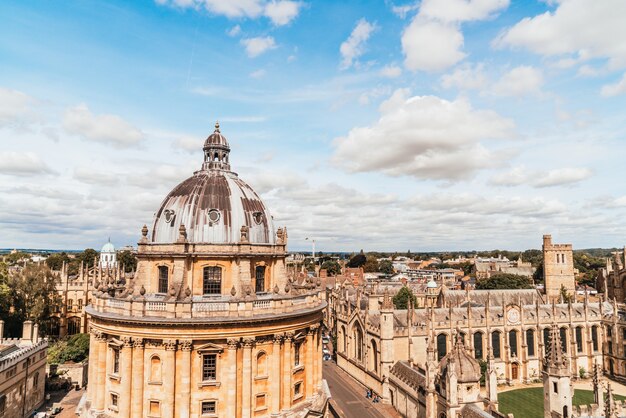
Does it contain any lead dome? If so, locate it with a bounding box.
[151,123,275,244]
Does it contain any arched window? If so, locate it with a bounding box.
[543,328,550,355]
[33,372,39,388]
[158,266,168,293]
[473,332,483,360]
[255,266,265,293]
[492,331,501,359]
[341,326,347,353]
[203,267,222,294]
[353,325,363,362]
[150,355,162,382]
[526,329,535,357]
[592,325,599,351]
[78,299,83,309]
[370,339,378,373]
[437,334,447,361]
[509,330,518,357]
[256,352,267,377]
[560,328,567,353]
[68,317,81,335]
[576,326,583,353]
[67,299,73,310]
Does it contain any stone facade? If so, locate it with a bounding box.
[79,125,327,418]
[543,235,575,301]
[0,321,48,418]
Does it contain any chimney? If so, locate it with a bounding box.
[0,320,4,343]
[33,323,39,343]
[22,320,33,344]
[543,234,552,248]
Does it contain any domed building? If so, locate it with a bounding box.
[100,239,117,269]
[81,123,327,418]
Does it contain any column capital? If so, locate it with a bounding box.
[179,340,192,352]
[310,324,320,332]
[273,334,283,344]
[132,338,144,349]
[121,336,133,348]
[227,338,239,349]
[94,331,106,342]
[242,337,255,348]
[164,339,177,351]
[284,331,295,342]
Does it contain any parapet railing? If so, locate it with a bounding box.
[89,290,324,320]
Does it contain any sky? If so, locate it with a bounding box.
[1,0,626,253]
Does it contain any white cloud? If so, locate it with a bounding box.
[157,0,302,25]
[264,1,301,26]
[419,0,509,23]
[0,87,37,126]
[340,19,377,70]
[492,65,544,97]
[173,135,203,153]
[402,17,466,72]
[601,73,626,97]
[250,69,267,79]
[391,4,419,19]
[379,65,402,78]
[495,0,626,70]
[0,151,55,176]
[63,104,144,148]
[227,25,241,37]
[74,166,120,186]
[440,63,487,90]
[332,89,514,180]
[241,36,277,58]
[490,166,592,188]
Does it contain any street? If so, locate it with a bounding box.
[323,361,390,418]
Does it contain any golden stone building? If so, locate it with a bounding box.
[79,123,328,418]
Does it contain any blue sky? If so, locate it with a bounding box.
[1,0,626,252]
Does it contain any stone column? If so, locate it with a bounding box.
[226,339,239,418]
[119,337,133,418]
[131,339,144,418]
[282,332,294,411]
[242,337,255,418]
[94,332,107,412]
[163,340,177,418]
[87,330,97,403]
[306,328,314,398]
[270,335,282,415]
[312,325,321,390]
[176,340,192,418]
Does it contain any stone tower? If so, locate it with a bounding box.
[542,234,575,301]
[543,323,572,418]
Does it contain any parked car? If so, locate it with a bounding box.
[323,354,331,361]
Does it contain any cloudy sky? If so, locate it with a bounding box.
[1,0,626,252]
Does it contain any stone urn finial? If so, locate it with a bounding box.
[177,224,188,243]
[140,224,149,243]
[139,285,146,296]
[274,284,280,294]
[169,285,176,296]
[240,225,249,243]
[231,285,237,297]
[285,283,291,293]
[184,286,191,298]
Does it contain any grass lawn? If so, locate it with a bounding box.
[498,387,626,418]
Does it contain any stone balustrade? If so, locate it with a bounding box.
[89,289,324,321]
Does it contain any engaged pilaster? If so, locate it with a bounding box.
[163,340,177,418]
[242,337,255,418]
[119,337,133,418]
[226,338,239,418]
[131,338,144,418]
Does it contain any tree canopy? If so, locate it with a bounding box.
[48,333,90,364]
[347,250,367,268]
[117,250,138,272]
[393,286,418,309]
[378,260,394,275]
[475,273,534,290]
[321,260,341,276]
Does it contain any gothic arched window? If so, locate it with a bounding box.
[591,325,599,352]
[473,332,483,360]
[509,330,518,357]
[437,334,447,361]
[560,327,568,353]
[492,331,501,359]
[526,329,535,357]
[576,326,583,353]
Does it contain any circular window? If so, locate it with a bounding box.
[208,209,220,224]
[253,211,264,225]
[164,209,176,225]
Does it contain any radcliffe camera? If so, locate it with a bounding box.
[1,1,625,418]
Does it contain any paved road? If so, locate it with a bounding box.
[323,361,386,418]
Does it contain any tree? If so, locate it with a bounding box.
[559,285,573,303]
[347,250,367,268]
[475,273,533,290]
[362,256,379,273]
[117,250,138,272]
[5,251,29,265]
[46,252,70,271]
[321,260,341,276]
[393,286,417,309]
[75,248,99,268]
[3,263,61,337]
[48,333,90,364]
[378,260,394,275]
